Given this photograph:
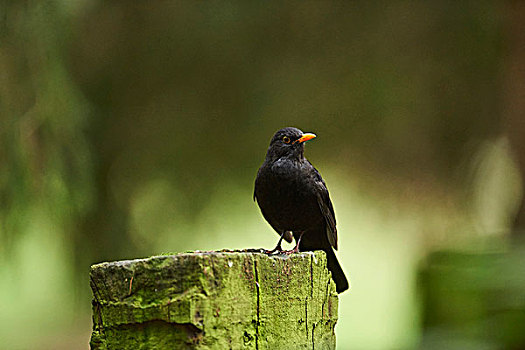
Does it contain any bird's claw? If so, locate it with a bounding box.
[281,247,301,255]
[264,247,283,255]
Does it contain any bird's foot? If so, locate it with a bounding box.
[264,246,283,255]
[281,246,301,255]
[282,232,303,255]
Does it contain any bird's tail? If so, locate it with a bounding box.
[325,248,349,293]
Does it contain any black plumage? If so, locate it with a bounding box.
[254,127,349,293]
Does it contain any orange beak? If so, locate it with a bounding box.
[295,133,316,144]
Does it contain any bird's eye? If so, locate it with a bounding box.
[282,136,291,144]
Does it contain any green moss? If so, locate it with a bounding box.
[90,251,340,349]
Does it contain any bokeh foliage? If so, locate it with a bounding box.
[1,1,523,349]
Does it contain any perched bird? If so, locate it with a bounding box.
[254,127,349,293]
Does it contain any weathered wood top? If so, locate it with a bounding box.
[90,250,339,349]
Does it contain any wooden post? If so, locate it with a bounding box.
[90,251,339,349]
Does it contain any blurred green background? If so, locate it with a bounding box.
[1,1,525,349]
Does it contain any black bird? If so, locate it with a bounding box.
[254,127,349,293]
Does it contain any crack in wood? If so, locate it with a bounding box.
[310,254,314,298]
[321,278,331,319]
[254,257,260,350]
[312,323,316,350]
[305,296,309,337]
[90,275,105,333]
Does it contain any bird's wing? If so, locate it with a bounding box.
[309,163,338,250]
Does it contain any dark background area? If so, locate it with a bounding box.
[1,1,524,348]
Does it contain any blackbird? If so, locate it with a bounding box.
[254,127,349,293]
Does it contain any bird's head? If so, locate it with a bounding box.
[266,127,316,161]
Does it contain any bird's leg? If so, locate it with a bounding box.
[265,231,286,254]
[284,232,304,255]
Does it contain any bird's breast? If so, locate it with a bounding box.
[255,159,322,230]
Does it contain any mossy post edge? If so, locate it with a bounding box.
[90,250,340,349]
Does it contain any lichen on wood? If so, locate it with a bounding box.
[90,250,339,349]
